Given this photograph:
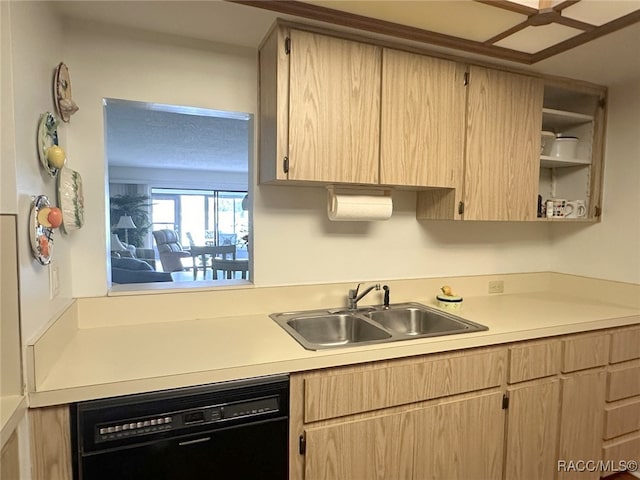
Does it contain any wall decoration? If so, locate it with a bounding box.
[37,112,65,177]
[54,62,79,122]
[58,167,85,232]
[30,195,62,265]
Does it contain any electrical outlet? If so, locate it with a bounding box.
[49,261,60,299]
[488,280,504,294]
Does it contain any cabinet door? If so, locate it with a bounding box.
[505,379,560,480]
[288,30,381,183]
[464,66,544,220]
[304,410,414,480]
[413,392,505,480]
[557,370,606,480]
[380,49,466,189]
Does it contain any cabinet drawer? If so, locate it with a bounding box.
[562,332,609,373]
[604,398,640,440]
[610,325,640,364]
[303,347,506,422]
[602,432,640,465]
[508,339,560,383]
[607,363,640,402]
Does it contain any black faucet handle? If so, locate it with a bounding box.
[382,285,390,308]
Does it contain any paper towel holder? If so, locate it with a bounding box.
[326,186,392,198]
[326,186,393,222]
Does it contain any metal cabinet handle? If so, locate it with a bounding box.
[178,436,211,446]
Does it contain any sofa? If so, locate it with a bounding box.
[111,256,173,284]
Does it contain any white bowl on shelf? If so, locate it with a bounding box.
[550,136,578,159]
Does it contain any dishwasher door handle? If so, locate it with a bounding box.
[178,436,211,447]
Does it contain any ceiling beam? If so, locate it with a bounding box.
[553,15,596,32]
[484,20,530,45]
[229,0,532,63]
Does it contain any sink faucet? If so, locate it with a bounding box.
[348,283,380,310]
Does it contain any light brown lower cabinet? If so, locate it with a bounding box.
[413,392,505,480]
[558,370,608,480]
[303,392,504,480]
[504,379,560,480]
[305,409,414,480]
[29,405,73,480]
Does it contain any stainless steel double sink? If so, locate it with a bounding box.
[270,302,488,350]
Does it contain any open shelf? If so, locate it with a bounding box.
[534,217,596,223]
[540,155,591,168]
[542,108,593,130]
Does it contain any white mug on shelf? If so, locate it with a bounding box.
[565,200,587,218]
[546,199,567,218]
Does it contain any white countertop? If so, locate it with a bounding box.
[28,290,640,407]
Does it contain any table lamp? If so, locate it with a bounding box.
[115,215,136,244]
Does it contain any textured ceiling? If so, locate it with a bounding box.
[105,99,250,173]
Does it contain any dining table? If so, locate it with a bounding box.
[188,245,245,280]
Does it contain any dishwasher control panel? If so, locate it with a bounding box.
[95,395,279,443]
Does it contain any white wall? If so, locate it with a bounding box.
[551,80,640,283]
[62,17,556,296]
[63,21,257,296]
[1,1,17,213]
[255,187,552,286]
[8,1,73,343]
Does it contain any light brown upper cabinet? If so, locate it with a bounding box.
[464,67,544,221]
[380,48,466,190]
[418,66,544,221]
[259,26,381,184]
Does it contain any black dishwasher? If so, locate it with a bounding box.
[70,374,289,480]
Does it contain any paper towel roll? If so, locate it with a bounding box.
[327,193,393,221]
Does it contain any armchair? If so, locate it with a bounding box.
[152,229,190,273]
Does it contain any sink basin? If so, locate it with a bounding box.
[271,302,487,350]
[282,313,391,350]
[367,307,478,337]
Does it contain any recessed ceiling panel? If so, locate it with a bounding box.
[508,0,564,8]
[306,0,527,42]
[561,1,640,26]
[495,23,583,53]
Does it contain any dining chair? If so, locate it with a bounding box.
[185,232,196,248]
[212,258,249,280]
